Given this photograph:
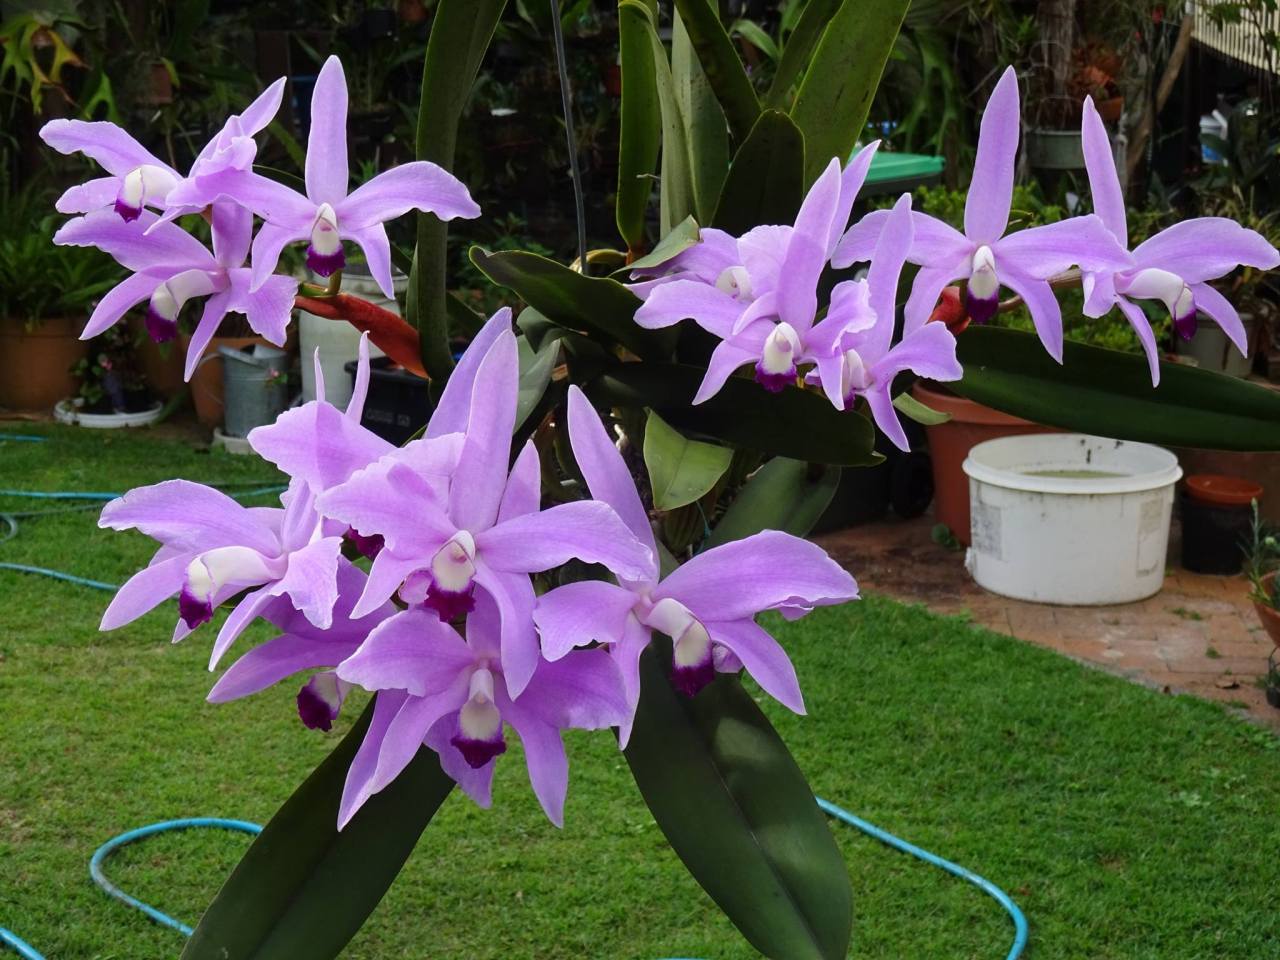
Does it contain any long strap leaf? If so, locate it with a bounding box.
[673,0,761,142]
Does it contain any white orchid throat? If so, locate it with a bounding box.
[115,164,178,222]
[452,666,507,768]
[755,322,802,392]
[966,244,1000,323]
[307,202,345,276]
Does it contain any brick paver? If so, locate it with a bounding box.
[817,516,1279,728]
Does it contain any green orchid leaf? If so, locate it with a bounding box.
[626,650,852,960]
[673,11,729,225]
[516,328,559,431]
[181,700,454,960]
[705,457,841,548]
[587,362,880,466]
[616,0,661,253]
[712,109,805,236]
[470,248,672,360]
[616,216,701,276]
[765,0,842,107]
[954,326,1280,450]
[673,0,761,143]
[791,0,909,185]
[410,0,506,381]
[892,391,951,426]
[643,409,734,510]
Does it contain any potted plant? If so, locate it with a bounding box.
[55,324,163,428]
[1247,501,1280,646]
[0,182,120,411]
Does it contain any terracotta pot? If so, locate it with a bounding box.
[0,315,87,412]
[913,381,1057,545]
[1253,572,1280,647]
[1171,447,1280,523]
[1095,95,1124,124]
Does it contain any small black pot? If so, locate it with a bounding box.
[345,357,432,445]
[1180,493,1253,575]
[1266,685,1280,710]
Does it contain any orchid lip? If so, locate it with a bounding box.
[307,202,345,277]
[839,348,870,407]
[451,668,506,768]
[755,322,801,393]
[145,307,178,343]
[345,527,383,559]
[114,164,177,221]
[965,245,999,324]
[297,672,348,732]
[424,584,476,621]
[715,265,753,302]
[178,586,213,629]
[113,198,143,222]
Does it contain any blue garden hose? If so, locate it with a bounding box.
[0,800,1027,960]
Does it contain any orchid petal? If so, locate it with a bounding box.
[1132,218,1280,283]
[40,119,169,176]
[472,560,539,698]
[736,224,791,293]
[225,269,296,346]
[55,176,120,214]
[633,280,743,337]
[1081,97,1128,242]
[478,500,654,581]
[338,607,475,697]
[831,208,887,268]
[211,202,254,268]
[863,193,914,359]
[317,457,453,555]
[706,617,805,714]
[424,711,496,809]
[965,66,1020,245]
[524,648,627,729]
[450,331,518,531]
[426,309,512,437]
[250,395,395,495]
[208,631,361,703]
[1081,269,1118,318]
[236,76,287,137]
[55,210,216,273]
[182,290,233,381]
[1189,281,1250,355]
[360,681,472,815]
[100,480,280,555]
[1115,297,1162,386]
[339,690,408,828]
[499,695,569,826]
[993,215,1132,277]
[305,57,350,205]
[209,585,276,669]
[566,385,657,565]
[533,579,638,660]
[776,159,842,330]
[266,536,343,630]
[81,272,166,340]
[653,530,857,622]
[903,259,968,334]
[999,266,1064,362]
[864,381,910,451]
[612,615,651,747]
[693,339,757,404]
[827,141,880,253]
[354,549,426,618]
[498,441,541,524]
[250,220,310,293]
[100,554,189,630]
[345,222,394,299]
[347,335,372,420]
[337,162,480,231]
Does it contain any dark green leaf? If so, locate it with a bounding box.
[954,326,1280,451]
[410,0,506,381]
[637,2,696,234]
[643,409,733,510]
[673,11,729,224]
[790,0,909,185]
[712,110,805,235]
[616,216,701,276]
[181,700,454,960]
[616,0,662,253]
[705,457,841,548]
[469,248,671,360]
[673,0,762,142]
[587,362,879,465]
[892,391,951,426]
[625,652,852,960]
[765,0,842,107]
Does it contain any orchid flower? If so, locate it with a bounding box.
[625,226,742,297]
[208,561,396,731]
[98,475,345,671]
[1079,97,1280,383]
[833,67,1131,362]
[53,204,296,378]
[168,56,480,298]
[335,594,627,828]
[532,387,859,743]
[316,322,654,698]
[40,78,285,222]
[633,144,881,400]
[801,195,963,449]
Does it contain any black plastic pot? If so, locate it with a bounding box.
[1180,492,1254,575]
[345,357,432,445]
[1266,685,1280,710]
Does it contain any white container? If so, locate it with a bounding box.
[963,434,1182,605]
[298,266,400,406]
[54,398,163,429]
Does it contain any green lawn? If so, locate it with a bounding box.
[2,424,1278,960]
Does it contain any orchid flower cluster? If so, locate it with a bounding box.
[97,317,856,826]
[53,54,1276,835]
[41,56,479,380]
[630,66,1280,438]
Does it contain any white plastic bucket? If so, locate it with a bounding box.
[962,434,1182,605]
[299,267,399,406]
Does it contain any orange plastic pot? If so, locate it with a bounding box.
[913,381,1057,545]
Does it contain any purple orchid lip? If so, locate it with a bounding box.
[671,657,717,698]
[345,527,383,559]
[145,307,178,343]
[113,198,143,223]
[424,584,476,621]
[297,683,337,731]
[964,288,999,325]
[306,246,346,277]
[178,587,213,629]
[754,365,795,393]
[450,733,508,769]
[1173,308,1198,341]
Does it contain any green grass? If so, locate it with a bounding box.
[2,424,1280,959]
